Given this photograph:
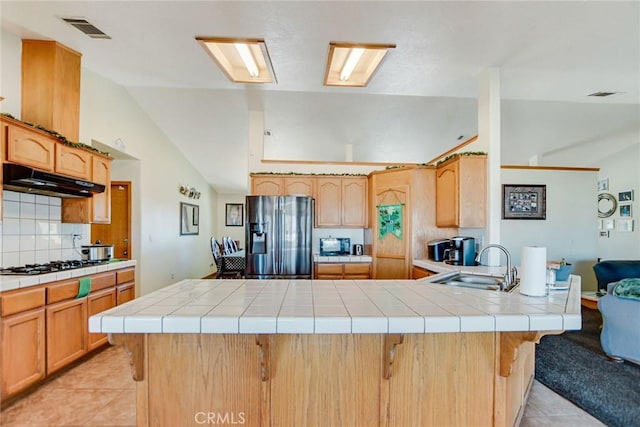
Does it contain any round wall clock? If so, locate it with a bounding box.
[597,193,617,218]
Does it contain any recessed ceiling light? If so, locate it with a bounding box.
[588,91,620,97]
[196,37,276,84]
[324,42,395,87]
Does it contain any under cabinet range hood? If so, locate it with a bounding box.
[3,164,106,198]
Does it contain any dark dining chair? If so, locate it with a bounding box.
[211,237,244,279]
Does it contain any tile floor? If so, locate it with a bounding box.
[1,344,604,426]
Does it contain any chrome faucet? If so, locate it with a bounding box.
[475,244,518,290]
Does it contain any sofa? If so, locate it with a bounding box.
[593,260,640,364]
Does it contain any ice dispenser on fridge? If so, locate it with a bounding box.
[249,223,267,254]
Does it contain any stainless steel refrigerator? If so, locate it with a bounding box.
[245,195,314,279]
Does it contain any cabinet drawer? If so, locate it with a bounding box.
[117,283,135,305]
[90,272,117,292]
[344,263,371,275]
[47,279,80,304]
[1,287,46,317]
[316,264,344,275]
[116,268,135,284]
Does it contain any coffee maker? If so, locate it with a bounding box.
[445,236,476,266]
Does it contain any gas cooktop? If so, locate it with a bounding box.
[0,260,108,276]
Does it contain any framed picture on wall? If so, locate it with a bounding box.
[502,185,546,220]
[620,204,632,218]
[618,190,634,202]
[225,203,244,227]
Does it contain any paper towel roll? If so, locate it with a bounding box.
[519,246,547,297]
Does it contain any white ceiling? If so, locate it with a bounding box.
[2,1,639,193]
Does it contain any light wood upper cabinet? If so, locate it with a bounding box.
[1,308,46,400]
[61,155,112,224]
[21,40,81,143]
[5,124,55,171]
[315,178,342,226]
[341,177,368,227]
[435,155,487,228]
[283,177,314,196]
[55,144,92,180]
[252,176,284,195]
[251,175,314,197]
[316,176,367,228]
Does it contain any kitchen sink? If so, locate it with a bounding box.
[429,271,515,292]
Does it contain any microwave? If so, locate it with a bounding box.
[319,237,351,256]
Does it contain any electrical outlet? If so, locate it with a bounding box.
[171,274,175,280]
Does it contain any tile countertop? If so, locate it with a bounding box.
[0,260,137,292]
[89,275,581,335]
[314,255,373,263]
[413,258,510,277]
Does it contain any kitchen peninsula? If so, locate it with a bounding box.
[90,275,581,427]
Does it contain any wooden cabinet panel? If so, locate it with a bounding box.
[117,267,135,284]
[315,263,371,279]
[436,155,486,228]
[343,263,371,279]
[1,286,46,317]
[90,271,117,292]
[117,283,135,305]
[1,308,46,400]
[5,125,55,171]
[55,144,91,180]
[315,178,342,227]
[283,177,314,196]
[21,40,81,142]
[90,156,111,223]
[412,266,436,279]
[61,155,112,224]
[87,288,116,351]
[251,176,284,195]
[46,298,87,374]
[46,279,79,304]
[341,178,367,227]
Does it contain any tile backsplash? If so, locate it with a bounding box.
[1,191,90,268]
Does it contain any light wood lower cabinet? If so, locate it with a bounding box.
[46,298,88,374]
[0,266,135,403]
[412,266,437,279]
[1,308,46,400]
[128,331,529,426]
[87,288,117,351]
[315,263,371,279]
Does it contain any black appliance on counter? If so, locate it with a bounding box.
[245,195,314,279]
[427,239,450,262]
[444,236,476,266]
[319,237,351,256]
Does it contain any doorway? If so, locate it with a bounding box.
[92,181,132,259]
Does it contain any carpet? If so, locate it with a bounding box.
[535,307,640,427]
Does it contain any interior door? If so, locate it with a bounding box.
[91,181,131,259]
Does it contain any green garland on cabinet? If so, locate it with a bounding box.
[0,112,110,156]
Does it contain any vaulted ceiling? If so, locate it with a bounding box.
[2,1,639,193]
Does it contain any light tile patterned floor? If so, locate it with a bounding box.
[1,344,604,426]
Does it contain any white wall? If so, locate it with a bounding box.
[500,168,599,290]
[216,194,246,250]
[595,143,640,260]
[80,69,218,294]
[1,32,218,295]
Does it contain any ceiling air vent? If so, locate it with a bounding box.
[62,18,111,39]
[588,91,619,97]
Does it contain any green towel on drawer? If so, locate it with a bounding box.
[76,277,92,298]
[613,278,640,301]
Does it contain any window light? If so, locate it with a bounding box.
[196,37,276,83]
[324,42,395,87]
